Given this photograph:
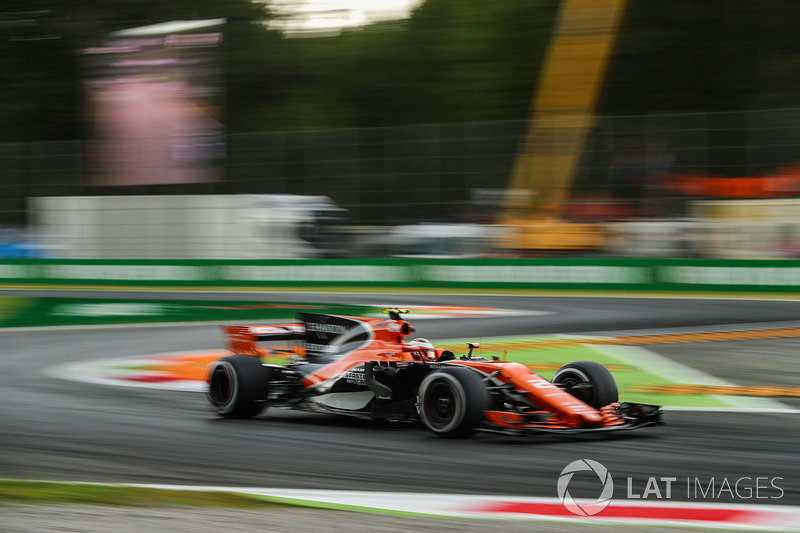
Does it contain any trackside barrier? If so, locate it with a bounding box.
[3,259,800,292]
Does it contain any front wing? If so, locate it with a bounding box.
[480,402,663,435]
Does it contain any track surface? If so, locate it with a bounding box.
[1,292,799,505]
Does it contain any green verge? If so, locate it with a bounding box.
[0,296,38,322]
[0,297,375,328]
[0,480,476,520]
[0,480,290,509]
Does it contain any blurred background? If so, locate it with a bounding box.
[4,0,800,260]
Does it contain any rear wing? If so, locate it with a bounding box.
[222,313,372,358]
[222,324,305,356]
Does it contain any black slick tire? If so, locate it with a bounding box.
[552,360,619,409]
[417,367,490,438]
[206,355,270,419]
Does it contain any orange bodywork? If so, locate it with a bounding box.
[222,315,622,430]
[222,324,305,357]
[454,360,605,428]
[298,317,419,388]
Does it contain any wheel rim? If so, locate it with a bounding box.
[423,381,457,429]
[556,373,584,389]
[553,368,600,407]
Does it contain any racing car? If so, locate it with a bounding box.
[205,309,662,437]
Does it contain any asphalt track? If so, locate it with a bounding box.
[1,291,799,506]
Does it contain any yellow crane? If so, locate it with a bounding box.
[501,0,627,254]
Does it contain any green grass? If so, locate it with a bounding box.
[438,335,732,408]
[0,479,289,509]
[0,297,35,322]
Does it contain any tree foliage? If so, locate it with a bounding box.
[0,0,559,141]
[6,0,800,143]
[601,0,800,114]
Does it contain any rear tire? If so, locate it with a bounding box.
[417,367,490,438]
[552,361,618,409]
[206,355,270,419]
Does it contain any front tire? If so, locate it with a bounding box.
[552,361,618,409]
[206,355,270,419]
[417,367,490,438]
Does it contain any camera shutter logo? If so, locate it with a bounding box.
[557,459,614,516]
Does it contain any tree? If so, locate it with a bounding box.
[601,0,800,114]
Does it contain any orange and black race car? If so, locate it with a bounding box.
[205,309,662,438]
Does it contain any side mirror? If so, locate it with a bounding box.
[467,342,480,358]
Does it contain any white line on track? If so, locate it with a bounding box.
[44,351,214,393]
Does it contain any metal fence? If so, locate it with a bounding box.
[4,110,800,223]
[574,109,800,218]
[0,121,527,227]
[4,109,800,258]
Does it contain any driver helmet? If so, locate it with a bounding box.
[411,338,436,361]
